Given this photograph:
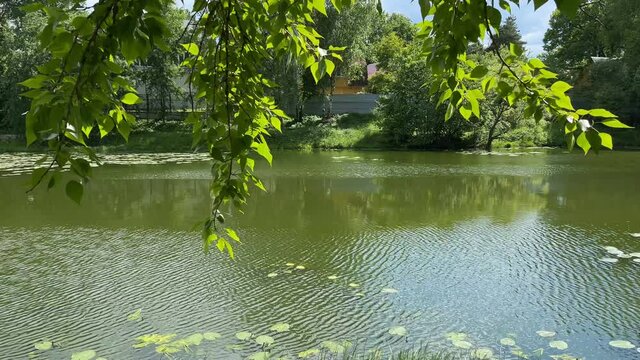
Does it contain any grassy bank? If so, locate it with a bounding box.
[270,114,390,151]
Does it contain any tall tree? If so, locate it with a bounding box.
[487,16,526,51]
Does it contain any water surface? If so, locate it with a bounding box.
[1,150,639,359]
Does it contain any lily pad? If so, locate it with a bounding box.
[446,332,467,341]
[127,308,142,321]
[184,333,203,346]
[472,348,494,359]
[549,340,569,350]
[618,254,633,259]
[500,338,516,346]
[248,352,270,360]
[451,340,473,349]
[270,322,290,333]
[600,258,619,263]
[381,288,398,294]
[284,270,293,274]
[536,330,556,337]
[295,265,306,270]
[609,340,635,349]
[354,292,365,297]
[203,332,221,340]
[388,326,407,336]
[235,331,252,341]
[298,348,320,358]
[629,233,640,238]
[511,348,529,359]
[604,246,619,252]
[606,248,624,256]
[255,335,275,346]
[348,283,360,288]
[629,252,640,257]
[327,275,339,280]
[267,272,279,278]
[71,350,97,360]
[321,340,346,354]
[34,341,52,351]
[634,259,640,263]
[286,263,295,267]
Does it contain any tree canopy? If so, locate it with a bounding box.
[19,0,631,256]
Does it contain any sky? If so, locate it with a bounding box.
[380,0,556,55]
[88,0,556,55]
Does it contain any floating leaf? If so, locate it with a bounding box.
[532,348,544,357]
[34,341,52,351]
[500,338,516,346]
[600,258,619,263]
[472,348,494,359]
[321,341,345,354]
[267,272,279,278]
[295,265,306,270]
[133,333,176,348]
[381,288,398,294]
[327,275,339,280]
[609,340,635,349]
[618,254,633,259]
[446,332,467,341]
[629,233,640,238]
[536,330,556,337]
[255,335,275,346]
[203,332,221,340]
[354,292,365,297]
[298,348,320,358]
[607,248,624,256]
[225,344,244,351]
[184,333,203,346]
[235,331,252,341]
[451,340,473,349]
[511,348,529,359]
[127,308,142,321]
[634,259,640,263]
[629,253,640,258]
[388,326,407,336]
[249,351,270,360]
[604,246,619,252]
[286,263,295,267]
[71,350,97,360]
[284,270,293,274]
[348,283,360,288]
[270,323,290,333]
[549,340,569,350]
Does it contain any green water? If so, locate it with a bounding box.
[1,150,639,359]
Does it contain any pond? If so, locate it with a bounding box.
[0,150,639,359]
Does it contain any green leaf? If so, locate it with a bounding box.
[472,348,494,359]
[127,308,142,321]
[298,348,320,358]
[549,340,569,350]
[469,65,488,79]
[550,81,572,94]
[203,332,221,340]
[181,43,200,56]
[388,326,407,336]
[536,330,556,337]
[34,341,53,351]
[121,93,142,105]
[500,338,516,346]
[269,323,290,333]
[235,332,252,341]
[601,119,633,129]
[255,335,274,346]
[71,350,96,360]
[253,140,273,165]
[608,340,635,349]
[588,108,616,118]
[324,59,336,76]
[600,133,613,149]
[313,0,327,15]
[576,132,590,154]
[528,58,546,69]
[65,180,84,204]
[225,228,241,242]
[452,340,473,349]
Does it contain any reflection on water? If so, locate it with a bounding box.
[0,150,639,359]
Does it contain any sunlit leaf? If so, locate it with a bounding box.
[609,340,635,349]
[388,326,407,336]
[298,348,320,358]
[270,323,290,333]
[71,350,97,360]
[500,338,516,346]
[451,340,473,349]
[235,332,252,341]
[549,340,569,350]
[34,341,52,351]
[472,348,494,359]
[536,330,556,337]
[203,332,221,341]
